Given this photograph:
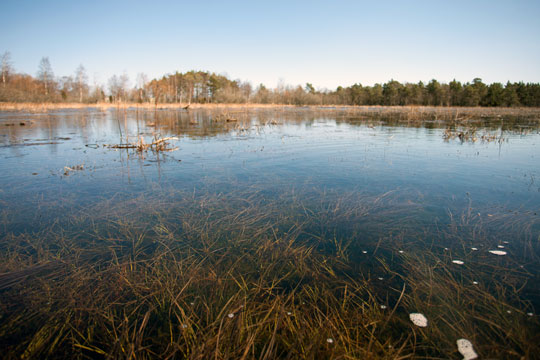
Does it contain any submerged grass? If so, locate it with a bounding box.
[0,185,538,359]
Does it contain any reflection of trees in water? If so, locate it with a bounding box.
[1,108,539,146]
[141,108,540,139]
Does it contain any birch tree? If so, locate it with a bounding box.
[1,51,13,87]
[74,64,88,102]
[37,57,54,96]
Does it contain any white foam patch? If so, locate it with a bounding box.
[457,339,478,360]
[409,313,428,327]
[452,260,464,265]
[489,250,507,256]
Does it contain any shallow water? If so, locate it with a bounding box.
[1,109,538,230]
[0,108,539,357]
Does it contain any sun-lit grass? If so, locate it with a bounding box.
[2,101,540,119]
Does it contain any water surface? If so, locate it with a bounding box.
[1,108,539,358]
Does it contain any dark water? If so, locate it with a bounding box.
[1,108,539,301]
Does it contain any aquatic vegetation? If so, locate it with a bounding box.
[0,108,539,359]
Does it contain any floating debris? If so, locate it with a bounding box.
[326,338,334,344]
[409,313,428,327]
[227,313,234,319]
[489,250,507,256]
[452,260,464,265]
[63,164,84,176]
[105,136,179,152]
[471,247,478,251]
[456,339,478,360]
[497,245,505,249]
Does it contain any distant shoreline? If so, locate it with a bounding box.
[1,102,540,116]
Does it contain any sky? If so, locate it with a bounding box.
[1,0,540,90]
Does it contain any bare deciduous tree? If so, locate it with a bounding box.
[1,51,13,87]
[74,64,88,102]
[136,73,148,102]
[108,72,130,102]
[37,57,54,96]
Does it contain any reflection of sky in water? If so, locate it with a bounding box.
[0,110,539,234]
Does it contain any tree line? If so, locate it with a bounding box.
[1,52,540,107]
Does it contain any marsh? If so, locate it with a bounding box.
[0,107,539,358]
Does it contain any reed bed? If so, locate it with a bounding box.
[0,184,538,359]
[2,101,540,120]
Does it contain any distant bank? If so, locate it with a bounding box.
[1,102,540,118]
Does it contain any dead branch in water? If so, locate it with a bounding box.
[105,136,179,152]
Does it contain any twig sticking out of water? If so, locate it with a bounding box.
[105,136,179,152]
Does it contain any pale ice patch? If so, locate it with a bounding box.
[452,260,464,265]
[409,313,428,327]
[489,250,507,256]
[456,339,478,360]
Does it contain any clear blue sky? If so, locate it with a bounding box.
[1,0,539,90]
